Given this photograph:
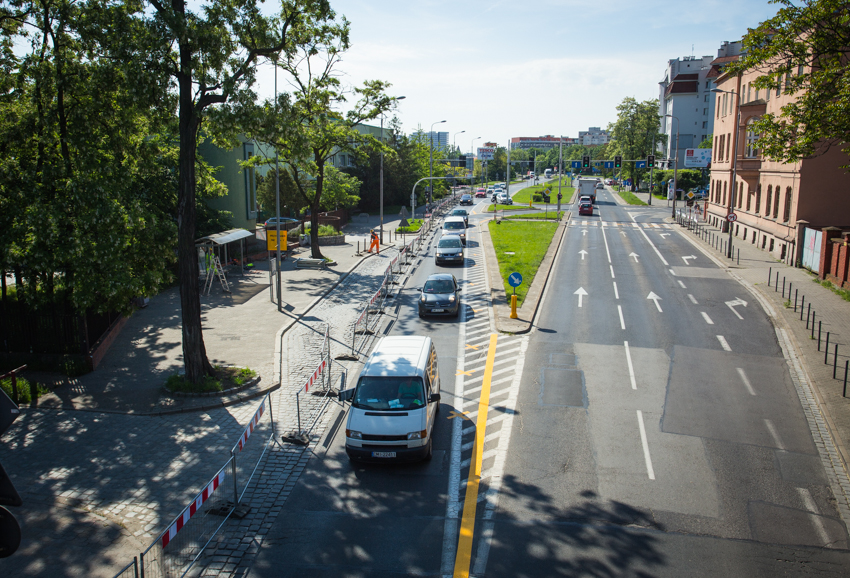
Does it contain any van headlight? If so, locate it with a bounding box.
[407,430,427,440]
[346,429,362,440]
[448,294,456,302]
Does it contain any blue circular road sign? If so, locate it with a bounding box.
[508,272,523,288]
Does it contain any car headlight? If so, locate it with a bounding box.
[436,252,443,257]
[407,430,426,440]
[346,429,362,439]
[449,294,456,302]
[420,294,426,302]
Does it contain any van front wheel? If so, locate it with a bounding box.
[424,440,433,461]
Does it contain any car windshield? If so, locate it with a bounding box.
[438,237,462,248]
[452,210,467,217]
[462,195,471,200]
[353,376,425,411]
[444,221,464,230]
[423,279,455,293]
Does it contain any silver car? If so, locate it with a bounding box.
[435,236,465,266]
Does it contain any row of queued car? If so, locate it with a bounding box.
[578,194,594,216]
[418,201,471,319]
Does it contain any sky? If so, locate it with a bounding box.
[253,0,780,154]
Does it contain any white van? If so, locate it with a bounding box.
[340,336,441,462]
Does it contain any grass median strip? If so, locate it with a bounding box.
[488,220,558,306]
[502,211,564,220]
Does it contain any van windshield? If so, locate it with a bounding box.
[444,221,465,230]
[354,376,425,410]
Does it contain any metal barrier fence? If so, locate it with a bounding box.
[118,392,276,578]
[286,326,338,444]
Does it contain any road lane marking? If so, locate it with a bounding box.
[701,312,714,325]
[647,292,663,312]
[797,488,832,547]
[736,368,756,396]
[624,341,637,390]
[613,282,620,299]
[637,410,656,480]
[602,226,612,263]
[453,334,498,578]
[717,335,732,351]
[575,287,588,307]
[678,280,687,289]
[465,344,480,350]
[610,265,615,279]
[618,305,626,330]
[669,268,677,276]
[629,213,669,266]
[764,418,785,450]
[688,294,698,304]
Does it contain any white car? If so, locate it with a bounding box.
[496,192,512,205]
[442,216,467,245]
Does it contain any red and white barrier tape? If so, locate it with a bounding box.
[304,358,327,393]
[161,466,227,549]
[236,397,266,452]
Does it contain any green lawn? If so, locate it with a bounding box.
[618,191,647,205]
[396,218,423,233]
[503,211,564,220]
[489,220,558,306]
[486,204,529,212]
[513,184,574,204]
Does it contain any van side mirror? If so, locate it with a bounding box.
[429,393,441,403]
[339,389,355,402]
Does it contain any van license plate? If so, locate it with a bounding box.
[372,451,396,458]
[431,308,444,313]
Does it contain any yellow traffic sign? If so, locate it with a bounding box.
[266,229,288,252]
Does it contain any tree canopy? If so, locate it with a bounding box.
[726,0,850,165]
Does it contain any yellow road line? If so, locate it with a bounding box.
[453,333,498,578]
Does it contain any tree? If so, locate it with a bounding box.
[124,0,332,383]
[726,0,850,164]
[699,134,713,149]
[608,97,666,189]
[321,166,361,211]
[225,12,393,259]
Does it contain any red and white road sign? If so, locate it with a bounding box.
[727,213,738,222]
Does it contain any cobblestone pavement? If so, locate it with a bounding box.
[189,239,444,576]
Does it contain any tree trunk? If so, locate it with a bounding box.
[310,158,325,259]
[176,40,213,384]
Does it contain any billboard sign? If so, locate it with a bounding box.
[477,147,495,161]
[684,148,712,168]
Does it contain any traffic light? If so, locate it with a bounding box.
[647,154,655,166]
[0,388,21,558]
[582,156,590,168]
[614,155,622,168]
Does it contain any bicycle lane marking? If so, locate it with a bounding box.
[453,333,498,578]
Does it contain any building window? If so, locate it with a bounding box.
[798,64,804,76]
[704,94,709,102]
[726,133,731,161]
[704,108,708,116]
[755,88,760,100]
[706,81,710,89]
[714,136,719,159]
[716,96,721,118]
[766,185,773,217]
[719,134,725,161]
[755,184,762,214]
[746,185,751,211]
[739,182,744,208]
[783,187,792,222]
[745,117,760,157]
[746,84,751,102]
[723,181,727,206]
[773,185,781,218]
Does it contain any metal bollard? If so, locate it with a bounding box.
[844,360,849,397]
[737,248,740,265]
[801,296,806,321]
[775,271,779,291]
[769,267,772,286]
[812,311,817,338]
[824,330,829,358]
[782,277,786,298]
[834,343,839,379]
[794,289,798,312]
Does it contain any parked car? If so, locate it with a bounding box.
[442,216,467,245]
[435,236,465,266]
[475,188,487,198]
[418,274,460,318]
[459,194,473,206]
[264,217,299,228]
[579,202,593,216]
[450,208,469,227]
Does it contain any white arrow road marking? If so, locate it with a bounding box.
[629,252,639,262]
[579,250,588,260]
[726,298,748,320]
[682,255,697,265]
[582,230,587,236]
[621,231,627,236]
[647,292,663,312]
[701,312,714,325]
[717,335,732,351]
[660,233,671,239]
[736,368,756,396]
[574,287,588,307]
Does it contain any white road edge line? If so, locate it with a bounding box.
[624,341,637,390]
[618,305,626,330]
[637,410,656,480]
[736,367,756,396]
[629,212,669,266]
[602,225,612,264]
[613,281,619,300]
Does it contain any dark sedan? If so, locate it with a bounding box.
[435,236,465,266]
[449,208,469,226]
[459,194,473,206]
[418,274,460,318]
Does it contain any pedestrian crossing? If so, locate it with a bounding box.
[568,220,675,229]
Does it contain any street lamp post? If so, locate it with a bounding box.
[648,132,655,206]
[664,114,680,219]
[379,96,405,244]
[429,120,446,207]
[712,87,741,258]
[470,136,481,192]
[453,131,465,154]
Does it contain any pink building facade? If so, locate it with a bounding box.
[706,57,850,272]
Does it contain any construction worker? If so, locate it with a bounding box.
[368,229,380,253]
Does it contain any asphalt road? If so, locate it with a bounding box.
[246,183,850,577]
[481,186,850,576]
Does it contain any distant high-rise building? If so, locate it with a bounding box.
[414,131,449,148]
[577,127,610,146]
